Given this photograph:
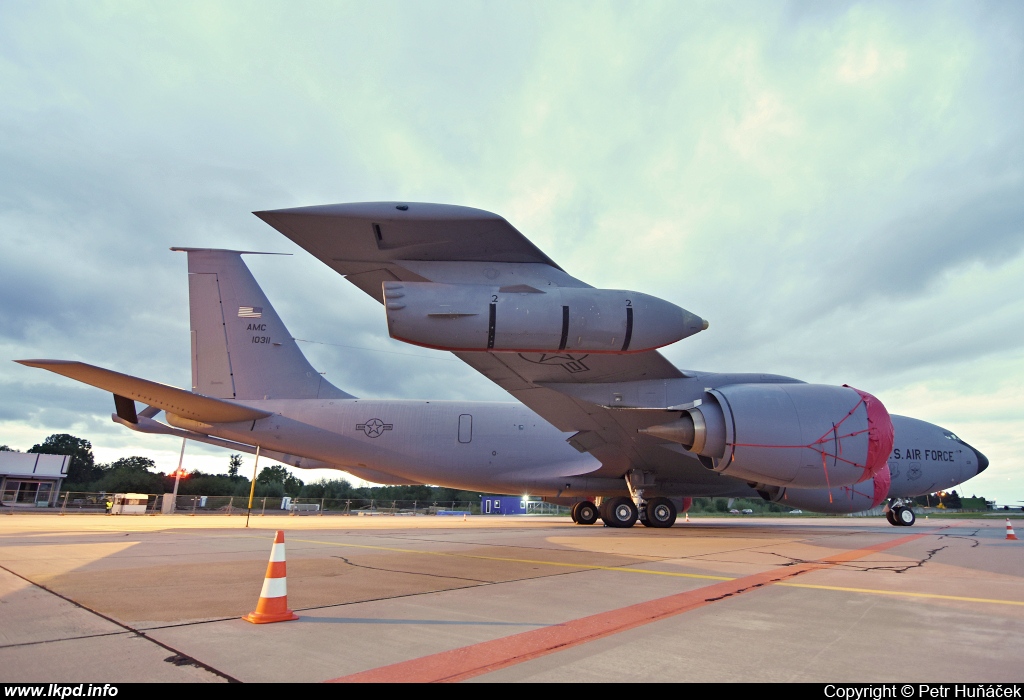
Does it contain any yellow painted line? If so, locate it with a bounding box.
[776,582,1024,606]
[234,536,1024,605]
[260,535,737,582]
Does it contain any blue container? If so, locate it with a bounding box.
[480,496,529,515]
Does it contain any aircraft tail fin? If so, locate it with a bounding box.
[172,248,353,401]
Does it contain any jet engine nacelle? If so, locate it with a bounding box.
[757,464,891,514]
[641,383,894,488]
[382,281,707,353]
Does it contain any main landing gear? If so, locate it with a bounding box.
[570,500,599,525]
[599,496,639,528]
[573,496,677,528]
[886,499,916,527]
[571,471,681,528]
[641,497,677,528]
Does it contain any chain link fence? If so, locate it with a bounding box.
[2,492,570,516]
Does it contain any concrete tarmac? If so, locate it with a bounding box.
[0,513,1021,682]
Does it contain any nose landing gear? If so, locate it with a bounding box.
[886,499,916,526]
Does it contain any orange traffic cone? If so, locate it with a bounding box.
[684,512,690,523]
[1006,519,1018,541]
[243,530,299,624]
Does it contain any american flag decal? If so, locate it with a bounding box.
[238,306,263,318]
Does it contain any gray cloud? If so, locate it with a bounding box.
[2,1,1022,499]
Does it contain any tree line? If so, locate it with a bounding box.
[0,433,481,502]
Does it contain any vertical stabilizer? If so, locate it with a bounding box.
[172,248,352,401]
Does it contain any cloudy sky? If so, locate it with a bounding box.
[2,1,1022,503]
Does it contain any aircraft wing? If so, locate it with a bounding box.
[257,202,721,482]
[17,360,271,424]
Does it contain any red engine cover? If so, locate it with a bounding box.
[846,386,895,483]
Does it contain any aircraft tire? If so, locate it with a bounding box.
[576,501,599,525]
[570,502,581,523]
[600,497,638,528]
[896,507,916,527]
[886,510,899,526]
[642,498,677,528]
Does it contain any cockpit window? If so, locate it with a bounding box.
[943,431,960,441]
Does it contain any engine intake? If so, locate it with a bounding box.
[757,464,891,514]
[641,383,894,489]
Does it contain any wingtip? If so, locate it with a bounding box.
[169,246,290,256]
[15,359,74,368]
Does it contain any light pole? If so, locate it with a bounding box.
[245,445,261,528]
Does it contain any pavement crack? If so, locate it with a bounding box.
[748,546,948,574]
[704,574,790,602]
[353,533,674,559]
[0,562,240,683]
[140,567,592,631]
[0,630,131,650]
[701,546,893,603]
[286,567,590,614]
[330,555,490,583]
[855,546,947,574]
[938,531,980,548]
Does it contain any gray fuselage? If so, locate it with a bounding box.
[164,397,980,501]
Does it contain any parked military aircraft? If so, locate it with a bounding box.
[18,203,989,528]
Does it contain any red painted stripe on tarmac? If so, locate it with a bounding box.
[328,531,927,683]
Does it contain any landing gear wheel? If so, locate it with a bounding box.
[642,497,677,528]
[570,502,581,523]
[886,509,899,526]
[895,507,916,527]
[600,497,638,528]
[575,501,598,525]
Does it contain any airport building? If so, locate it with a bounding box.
[481,495,564,515]
[0,452,69,507]
[479,495,569,515]
[482,495,529,515]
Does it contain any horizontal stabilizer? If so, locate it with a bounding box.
[16,360,271,423]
